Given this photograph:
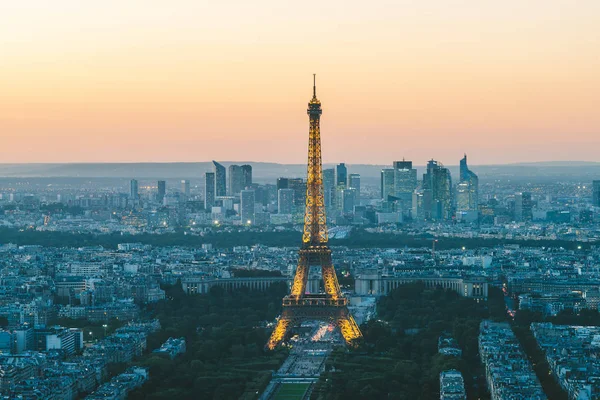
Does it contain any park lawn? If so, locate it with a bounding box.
[273,383,310,400]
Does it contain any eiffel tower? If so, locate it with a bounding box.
[266,75,362,350]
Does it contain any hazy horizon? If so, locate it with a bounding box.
[2,160,600,167]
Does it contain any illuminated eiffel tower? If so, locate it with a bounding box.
[266,75,362,350]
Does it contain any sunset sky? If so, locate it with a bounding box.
[1,1,599,165]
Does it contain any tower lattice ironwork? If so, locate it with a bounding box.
[266,75,363,350]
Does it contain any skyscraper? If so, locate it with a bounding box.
[181,180,190,200]
[240,189,255,224]
[228,165,244,196]
[393,160,417,211]
[212,161,226,197]
[456,154,479,216]
[204,172,215,210]
[593,180,600,207]
[381,169,395,200]
[422,160,452,220]
[336,163,347,187]
[288,178,306,207]
[515,192,533,222]
[341,188,356,214]
[276,177,289,192]
[157,180,166,204]
[348,173,361,203]
[130,179,139,200]
[242,164,252,189]
[278,188,294,214]
[323,168,335,207]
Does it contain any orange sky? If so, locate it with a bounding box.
[1,1,599,165]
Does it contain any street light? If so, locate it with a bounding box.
[102,324,108,337]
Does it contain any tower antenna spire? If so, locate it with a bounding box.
[313,74,316,97]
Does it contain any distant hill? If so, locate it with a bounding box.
[1,161,600,182]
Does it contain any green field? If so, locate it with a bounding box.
[273,383,310,400]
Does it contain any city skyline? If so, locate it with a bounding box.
[2,3,600,399]
[2,1,600,165]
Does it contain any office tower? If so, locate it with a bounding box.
[228,165,244,196]
[242,164,252,189]
[456,154,479,214]
[593,180,600,207]
[515,192,533,222]
[277,177,289,191]
[381,169,395,200]
[393,160,417,211]
[323,168,335,207]
[251,183,268,206]
[336,163,347,187]
[204,172,215,210]
[288,178,306,207]
[181,180,190,200]
[157,180,166,204]
[278,188,295,214]
[393,160,413,170]
[212,161,226,197]
[240,189,255,224]
[129,179,139,200]
[267,75,361,350]
[422,160,452,220]
[412,190,424,220]
[342,188,356,214]
[348,173,361,203]
[456,182,470,213]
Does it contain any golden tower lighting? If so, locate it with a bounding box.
[266,75,362,350]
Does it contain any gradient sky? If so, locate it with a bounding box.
[2,1,599,165]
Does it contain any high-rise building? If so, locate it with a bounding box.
[381,169,395,200]
[240,189,255,224]
[130,179,139,200]
[336,163,347,187]
[412,190,424,220]
[456,154,479,215]
[228,165,244,196]
[251,183,268,206]
[348,173,361,203]
[276,177,289,191]
[278,188,295,214]
[157,181,166,204]
[593,180,600,207]
[422,160,452,220]
[242,164,252,189]
[212,161,226,197]
[515,192,533,222]
[204,172,215,210]
[341,188,356,214]
[181,180,190,200]
[393,160,417,211]
[323,168,335,207]
[288,178,306,207]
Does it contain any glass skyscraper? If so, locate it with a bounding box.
[423,160,452,220]
[456,154,479,216]
[212,161,226,197]
[336,163,347,187]
[204,172,215,210]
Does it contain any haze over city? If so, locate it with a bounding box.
[2,0,600,165]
